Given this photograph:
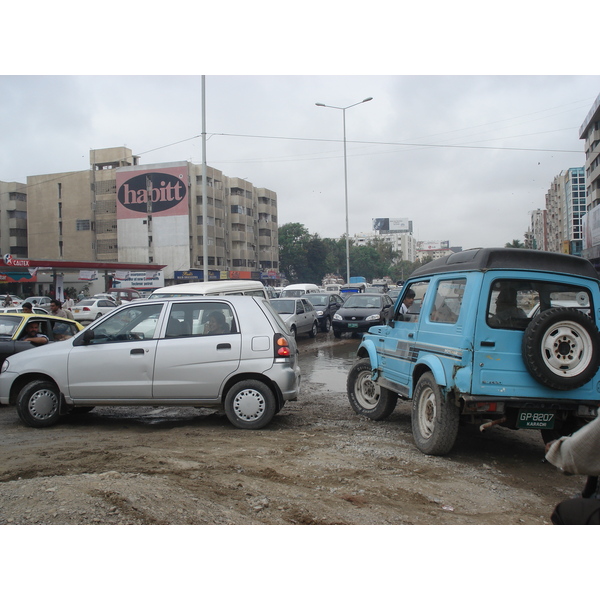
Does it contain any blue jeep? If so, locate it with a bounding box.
[347,248,600,455]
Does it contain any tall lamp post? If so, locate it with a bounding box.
[316,97,373,283]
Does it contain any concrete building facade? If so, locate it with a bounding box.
[0,180,28,258]
[353,230,417,263]
[545,167,586,255]
[25,147,279,284]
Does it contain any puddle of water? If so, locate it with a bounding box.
[299,338,360,393]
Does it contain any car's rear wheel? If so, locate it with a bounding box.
[522,307,600,391]
[16,380,61,428]
[309,321,318,338]
[411,372,459,456]
[347,358,397,420]
[224,380,277,429]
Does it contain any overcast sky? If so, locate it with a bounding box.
[2,4,600,253]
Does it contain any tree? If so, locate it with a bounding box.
[279,223,311,283]
[505,240,525,248]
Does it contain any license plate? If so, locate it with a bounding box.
[517,409,555,430]
[348,323,358,328]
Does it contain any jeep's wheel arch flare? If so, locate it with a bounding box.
[521,307,600,391]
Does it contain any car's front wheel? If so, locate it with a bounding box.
[224,380,277,429]
[347,358,397,420]
[411,372,459,456]
[321,317,331,333]
[16,380,61,428]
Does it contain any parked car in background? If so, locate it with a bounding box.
[300,293,344,332]
[332,293,393,338]
[23,296,53,309]
[0,296,300,430]
[0,306,49,314]
[149,280,269,300]
[280,283,320,297]
[270,297,318,338]
[107,288,144,304]
[72,298,119,322]
[0,313,83,368]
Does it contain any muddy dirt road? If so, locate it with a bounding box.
[0,335,584,525]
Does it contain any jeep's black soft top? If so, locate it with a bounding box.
[411,248,600,280]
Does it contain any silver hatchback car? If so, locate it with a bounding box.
[0,296,301,430]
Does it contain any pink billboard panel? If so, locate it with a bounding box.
[116,165,189,220]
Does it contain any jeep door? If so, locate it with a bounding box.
[378,280,430,394]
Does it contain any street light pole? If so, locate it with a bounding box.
[316,97,372,284]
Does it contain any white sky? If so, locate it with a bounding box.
[3,3,599,252]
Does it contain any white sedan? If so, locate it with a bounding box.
[71,298,118,322]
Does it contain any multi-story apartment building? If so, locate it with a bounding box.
[0,180,28,258]
[353,230,417,263]
[26,147,279,284]
[545,167,586,255]
[528,208,548,251]
[580,93,600,269]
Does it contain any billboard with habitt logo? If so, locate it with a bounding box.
[116,164,189,220]
[116,163,190,278]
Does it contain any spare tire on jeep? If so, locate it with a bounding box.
[521,307,600,391]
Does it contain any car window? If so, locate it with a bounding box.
[429,279,466,324]
[0,315,21,337]
[271,299,295,314]
[486,278,593,330]
[89,304,163,344]
[166,301,236,337]
[50,320,80,341]
[395,281,430,323]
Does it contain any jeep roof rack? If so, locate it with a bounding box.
[411,248,600,280]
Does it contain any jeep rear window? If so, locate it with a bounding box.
[487,279,593,330]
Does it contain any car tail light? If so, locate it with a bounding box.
[83,307,91,311]
[274,334,291,357]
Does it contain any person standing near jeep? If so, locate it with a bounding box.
[545,414,600,524]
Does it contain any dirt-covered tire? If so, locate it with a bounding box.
[321,317,331,333]
[224,380,277,430]
[16,380,61,428]
[347,358,398,420]
[333,329,342,339]
[411,372,459,456]
[522,307,600,391]
[309,321,318,338]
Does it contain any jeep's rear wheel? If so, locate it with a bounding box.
[522,307,600,391]
[347,358,397,420]
[224,380,276,430]
[411,372,459,456]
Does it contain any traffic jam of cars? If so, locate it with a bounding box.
[2,250,600,460]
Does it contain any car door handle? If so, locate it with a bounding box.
[217,343,231,350]
[408,333,414,338]
[130,348,145,355]
[480,341,495,347]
